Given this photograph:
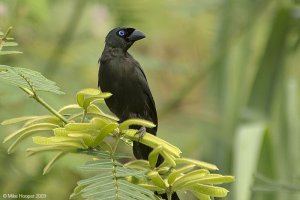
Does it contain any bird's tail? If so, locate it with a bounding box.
[133,141,164,166]
[159,192,180,200]
[131,125,164,166]
[131,127,179,199]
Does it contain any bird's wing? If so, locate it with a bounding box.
[134,63,158,127]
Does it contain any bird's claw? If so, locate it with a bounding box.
[135,126,146,142]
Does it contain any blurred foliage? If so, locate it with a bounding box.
[1,0,300,199]
[1,28,233,199]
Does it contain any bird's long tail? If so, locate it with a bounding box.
[131,126,180,199]
[159,192,180,200]
[131,125,164,166]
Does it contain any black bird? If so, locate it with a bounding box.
[98,27,160,163]
[98,27,179,200]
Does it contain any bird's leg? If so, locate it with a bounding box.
[135,126,146,142]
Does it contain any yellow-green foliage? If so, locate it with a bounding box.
[2,88,234,200]
[1,27,234,200]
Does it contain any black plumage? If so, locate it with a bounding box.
[98,27,179,200]
[98,27,160,162]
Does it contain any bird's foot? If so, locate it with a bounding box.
[135,126,146,142]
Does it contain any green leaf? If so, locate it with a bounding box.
[191,191,211,200]
[43,151,65,175]
[91,117,110,129]
[32,136,87,149]
[78,174,113,186]
[172,169,209,190]
[82,96,104,109]
[81,179,115,194]
[119,119,156,131]
[111,153,132,159]
[81,187,115,199]
[87,111,119,122]
[7,127,57,154]
[124,160,151,170]
[3,123,58,143]
[77,149,113,158]
[2,42,18,47]
[0,66,64,94]
[147,171,168,189]
[116,167,145,179]
[26,146,75,156]
[0,51,22,55]
[118,180,155,197]
[53,128,69,137]
[90,98,105,105]
[73,159,156,200]
[138,183,165,193]
[76,88,111,108]
[65,123,95,131]
[86,104,119,121]
[69,185,86,199]
[67,133,94,146]
[174,174,234,190]
[23,115,63,127]
[87,104,104,114]
[168,164,196,185]
[93,123,119,146]
[58,104,82,113]
[1,116,38,125]
[78,159,113,171]
[161,151,176,167]
[118,185,153,200]
[123,129,181,157]
[248,8,292,114]
[233,122,265,200]
[148,146,163,168]
[195,174,235,185]
[98,141,114,153]
[175,158,218,171]
[187,184,229,197]
[67,112,83,121]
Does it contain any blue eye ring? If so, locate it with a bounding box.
[118,30,125,37]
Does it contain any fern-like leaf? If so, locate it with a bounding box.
[71,158,157,200]
[0,66,64,95]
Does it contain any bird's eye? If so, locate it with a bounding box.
[118,30,125,37]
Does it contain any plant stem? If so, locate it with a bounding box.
[34,95,69,124]
[111,157,120,199]
[19,86,69,124]
[3,26,13,40]
[112,136,120,154]
[81,109,87,123]
[167,192,172,200]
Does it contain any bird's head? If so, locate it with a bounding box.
[104,27,145,51]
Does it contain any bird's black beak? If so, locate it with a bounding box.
[127,30,145,42]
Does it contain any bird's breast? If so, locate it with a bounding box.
[99,56,146,119]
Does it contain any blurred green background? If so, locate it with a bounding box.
[1,0,300,199]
